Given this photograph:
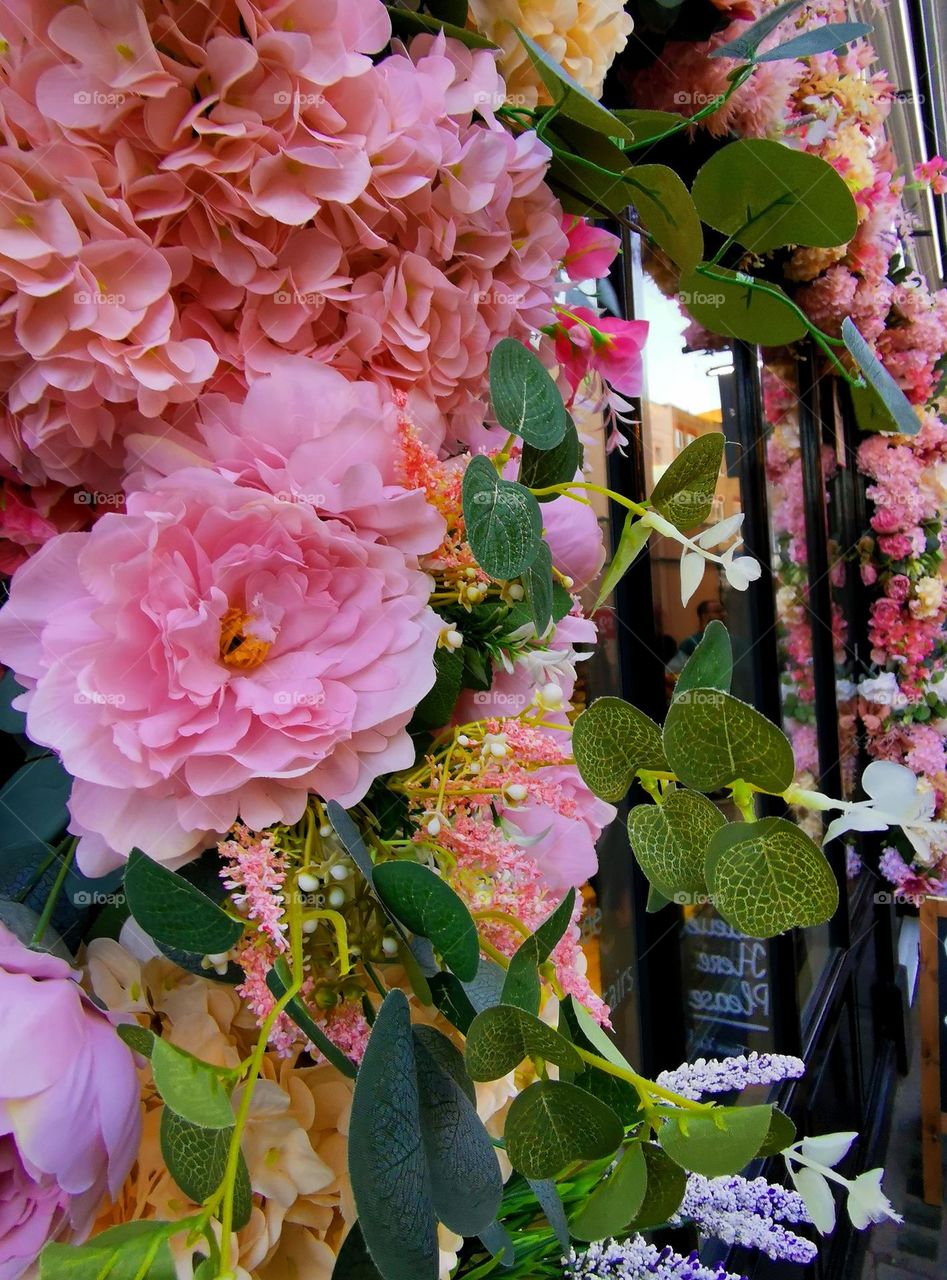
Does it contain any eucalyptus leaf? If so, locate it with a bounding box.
[326,800,377,885]
[429,971,478,1034]
[659,1104,773,1177]
[679,265,808,346]
[518,419,581,500]
[673,619,733,699]
[159,1110,251,1229]
[0,755,70,848]
[505,1080,623,1179]
[373,860,480,981]
[501,890,575,1014]
[628,164,703,271]
[630,1144,687,1229]
[462,455,543,581]
[150,1038,235,1130]
[465,1004,584,1080]
[756,21,871,62]
[528,1179,571,1252]
[39,1221,179,1280]
[757,1107,797,1157]
[521,540,554,635]
[572,696,668,801]
[0,669,26,735]
[124,849,243,956]
[628,789,725,903]
[663,688,796,793]
[571,1142,648,1241]
[612,108,688,141]
[349,991,439,1280]
[692,140,857,253]
[709,0,806,60]
[704,817,839,936]
[489,338,568,449]
[513,27,634,142]
[841,317,920,436]
[332,1223,384,1280]
[648,433,723,532]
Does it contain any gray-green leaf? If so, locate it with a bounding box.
[462,455,543,580]
[842,317,921,436]
[572,696,668,801]
[504,1080,623,1179]
[628,790,725,903]
[489,338,568,449]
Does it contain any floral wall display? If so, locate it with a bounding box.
[629,0,947,899]
[0,2,935,1279]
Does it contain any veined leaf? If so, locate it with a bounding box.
[462,455,543,580]
[649,433,723,531]
[373,860,480,981]
[663,687,795,793]
[572,696,668,801]
[489,338,568,449]
[465,1004,583,1080]
[124,849,243,956]
[505,1080,623,1179]
[501,890,575,1013]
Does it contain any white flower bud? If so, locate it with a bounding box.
[382,936,399,957]
[505,783,528,803]
[328,886,346,908]
[426,816,442,837]
[302,918,318,935]
[329,862,349,881]
[297,871,320,893]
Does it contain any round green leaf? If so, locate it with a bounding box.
[673,619,733,699]
[678,266,808,346]
[757,1107,797,1157]
[462,455,543,581]
[521,540,554,635]
[663,688,795,794]
[502,890,576,1014]
[159,1111,251,1229]
[627,789,725,902]
[572,696,668,801]
[648,433,724,532]
[489,338,568,449]
[124,849,244,956]
[704,817,840,937]
[465,1004,583,1081]
[627,164,704,271]
[692,140,857,252]
[373,861,480,981]
[571,1142,648,1241]
[150,1039,235,1130]
[505,1080,624,1179]
[518,418,581,500]
[629,1144,687,1229]
[659,1105,773,1177]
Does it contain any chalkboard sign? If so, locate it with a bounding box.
[920,897,947,1205]
[681,905,774,1060]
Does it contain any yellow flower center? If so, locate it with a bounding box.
[219,606,271,671]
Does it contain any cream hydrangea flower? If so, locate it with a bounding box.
[468,0,633,107]
[911,575,945,619]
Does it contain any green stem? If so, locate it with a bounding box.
[622,64,755,152]
[528,480,647,515]
[30,837,77,947]
[573,1045,715,1113]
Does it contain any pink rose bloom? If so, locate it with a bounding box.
[0,924,140,1279]
[0,468,441,873]
[877,533,914,560]
[886,574,911,602]
[553,306,649,400]
[501,764,616,893]
[870,506,901,535]
[860,563,878,586]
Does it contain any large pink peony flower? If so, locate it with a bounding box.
[0,467,442,873]
[0,924,140,1279]
[500,765,616,893]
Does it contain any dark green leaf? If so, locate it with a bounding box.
[373,861,480,981]
[412,646,464,732]
[0,756,70,848]
[709,0,806,60]
[649,433,724,532]
[842,317,921,436]
[124,849,243,955]
[479,1221,515,1267]
[757,21,871,62]
[0,669,26,735]
[489,338,568,449]
[505,1081,623,1178]
[678,265,808,346]
[425,0,468,26]
[593,514,652,611]
[571,1142,648,1240]
[704,817,839,936]
[413,1026,476,1105]
[150,1038,234,1129]
[513,27,634,141]
[757,1107,797,1156]
[501,890,575,1013]
[628,164,703,271]
[518,420,581,501]
[266,958,358,1078]
[462,455,543,581]
[429,971,478,1035]
[386,4,497,47]
[414,1028,503,1234]
[521,540,554,635]
[465,1004,584,1080]
[692,140,857,253]
[349,991,438,1280]
[673,619,733,699]
[332,1223,384,1280]
[159,1110,251,1228]
[573,1066,643,1127]
[663,688,796,793]
[629,1144,687,1229]
[326,801,376,885]
[572,696,668,801]
[646,883,673,913]
[659,1104,773,1176]
[528,1179,571,1252]
[628,789,725,903]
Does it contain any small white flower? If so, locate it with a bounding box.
[846,1169,903,1229]
[784,1132,901,1236]
[789,1165,837,1234]
[644,510,761,607]
[824,760,947,862]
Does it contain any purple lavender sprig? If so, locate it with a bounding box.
[655,1052,805,1101]
[671,1174,816,1264]
[564,1238,748,1280]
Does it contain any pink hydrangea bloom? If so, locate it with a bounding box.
[0,924,140,1278]
[0,468,441,872]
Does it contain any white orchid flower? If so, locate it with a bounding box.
[784,1133,901,1236]
[643,510,762,607]
[823,760,947,862]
